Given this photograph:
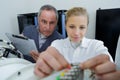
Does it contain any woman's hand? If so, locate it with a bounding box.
[34,46,69,78]
[80,54,120,80]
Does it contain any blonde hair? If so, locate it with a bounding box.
[66,7,89,24]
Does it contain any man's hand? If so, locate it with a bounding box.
[30,50,39,61]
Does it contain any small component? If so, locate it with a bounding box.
[56,63,83,80]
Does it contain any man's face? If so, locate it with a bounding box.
[38,10,57,37]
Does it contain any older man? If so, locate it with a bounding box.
[22,4,64,62]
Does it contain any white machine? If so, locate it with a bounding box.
[0,57,94,80]
[0,39,40,80]
[0,57,39,80]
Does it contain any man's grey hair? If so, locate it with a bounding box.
[38,4,58,21]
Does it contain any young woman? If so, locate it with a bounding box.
[33,7,120,80]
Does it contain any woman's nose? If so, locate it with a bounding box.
[74,29,80,35]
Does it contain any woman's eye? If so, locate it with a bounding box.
[79,26,85,29]
[69,25,75,28]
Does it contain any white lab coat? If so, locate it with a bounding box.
[51,37,113,63]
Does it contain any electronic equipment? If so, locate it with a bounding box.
[96,8,120,60]
[5,33,38,56]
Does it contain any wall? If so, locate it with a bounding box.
[0,0,120,40]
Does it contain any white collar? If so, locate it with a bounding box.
[65,37,89,48]
[40,34,46,38]
[81,37,89,48]
[37,27,47,39]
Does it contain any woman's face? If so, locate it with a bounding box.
[66,15,88,43]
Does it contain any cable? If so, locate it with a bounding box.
[0,39,23,58]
